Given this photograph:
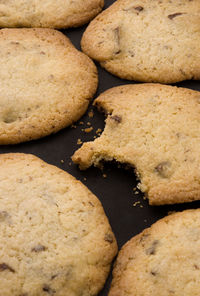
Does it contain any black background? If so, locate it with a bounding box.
[1,1,200,295]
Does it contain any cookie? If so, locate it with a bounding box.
[0,0,104,28]
[72,84,200,205]
[0,153,117,296]
[0,28,97,144]
[109,209,200,296]
[81,0,200,83]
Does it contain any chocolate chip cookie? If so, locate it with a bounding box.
[0,153,117,295]
[109,209,200,296]
[81,0,200,83]
[72,83,200,205]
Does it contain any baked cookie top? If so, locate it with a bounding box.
[109,209,200,296]
[81,0,200,83]
[0,0,104,28]
[0,153,117,296]
[72,84,200,205]
[0,28,97,144]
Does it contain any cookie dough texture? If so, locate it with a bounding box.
[0,0,104,28]
[109,209,200,296]
[0,153,117,296]
[81,0,200,83]
[72,84,200,205]
[0,28,98,144]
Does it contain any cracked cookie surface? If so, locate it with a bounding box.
[0,0,104,28]
[72,84,200,205]
[0,153,117,296]
[0,29,97,144]
[109,209,200,296]
[81,0,200,83]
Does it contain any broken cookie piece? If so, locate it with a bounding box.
[72,83,200,205]
[109,209,200,296]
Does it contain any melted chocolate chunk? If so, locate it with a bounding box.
[104,233,114,243]
[146,240,159,255]
[0,211,9,221]
[168,12,184,19]
[134,6,144,12]
[31,245,47,252]
[42,284,56,295]
[150,270,158,276]
[154,161,171,178]
[113,27,121,55]
[110,115,122,123]
[0,263,15,273]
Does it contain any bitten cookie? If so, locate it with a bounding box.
[0,28,97,144]
[72,84,200,205]
[0,0,104,28]
[109,209,200,296]
[81,0,200,83]
[0,153,117,296]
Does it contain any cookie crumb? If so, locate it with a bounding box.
[84,127,93,133]
[88,110,94,118]
[77,139,82,145]
[103,173,107,178]
[60,159,64,164]
[71,124,77,129]
[96,128,102,135]
[87,122,91,126]
[133,201,140,207]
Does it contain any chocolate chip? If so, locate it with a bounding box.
[10,41,20,45]
[146,240,159,255]
[113,27,121,55]
[31,245,47,252]
[104,233,114,243]
[0,263,15,273]
[194,264,199,270]
[154,161,171,178]
[88,201,94,207]
[134,6,143,12]
[42,284,56,295]
[110,115,122,123]
[150,270,158,276]
[168,12,184,19]
[51,274,58,280]
[0,211,9,221]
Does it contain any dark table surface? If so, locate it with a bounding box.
[0,1,200,295]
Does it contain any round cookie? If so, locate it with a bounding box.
[0,153,117,296]
[81,0,200,83]
[109,209,200,296]
[0,28,97,144]
[72,84,200,205]
[0,0,104,29]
